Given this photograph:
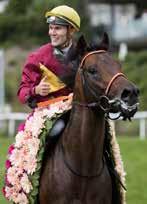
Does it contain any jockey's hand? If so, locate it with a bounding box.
[35,76,50,96]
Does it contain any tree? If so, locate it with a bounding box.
[5,0,33,15]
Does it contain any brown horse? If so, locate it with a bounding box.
[39,34,139,204]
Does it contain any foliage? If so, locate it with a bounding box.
[0,13,48,46]
[5,0,32,15]
[0,0,90,46]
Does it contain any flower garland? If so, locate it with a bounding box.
[108,121,126,204]
[3,94,73,204]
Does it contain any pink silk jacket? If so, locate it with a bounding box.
[17,43,72,107]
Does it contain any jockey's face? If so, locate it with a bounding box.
[49,24,69,48]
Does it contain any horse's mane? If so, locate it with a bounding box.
[60,39,108,88]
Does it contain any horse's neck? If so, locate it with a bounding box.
[62,105,105,175]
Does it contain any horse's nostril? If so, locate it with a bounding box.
[121,87,139,103]
[121,88,131,101]
[135,88,140,96]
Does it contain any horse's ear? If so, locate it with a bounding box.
[99,32,109,51]
[76,35,88,56]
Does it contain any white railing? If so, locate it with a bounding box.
[130,111,147,140]
[0,111,147,139]
[0,112,28,137]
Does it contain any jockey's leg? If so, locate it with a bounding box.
[49,119,65,137]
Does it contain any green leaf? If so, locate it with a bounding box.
[31,179,39,187]
[29,195,35,204]
[31,173,40,181]
[45,119,53,130]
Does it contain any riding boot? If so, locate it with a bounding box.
[49,119,66,137]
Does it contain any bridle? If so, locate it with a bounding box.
[73,50,126,112]
[80,50,126,97]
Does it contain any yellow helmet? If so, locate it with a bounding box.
[45,5,80,31]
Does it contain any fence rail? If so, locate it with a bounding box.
[0,112,28,137]
[0,111,147,139]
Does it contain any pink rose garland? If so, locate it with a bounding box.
[3,94,73,204]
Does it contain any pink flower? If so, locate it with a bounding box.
[30,116,45,137]
[20,173,32,194]
[13,192,28,204]
[5,160,11,169]
[7,167,19,185]
[24,156,37,175]
[8,144,15,155]
[27,112,34,119]
[17,122,25,132]
[9,148,24,167]
[2,187,6,197]
[27,138,40,156]
[15,131,25,148]
[23,131,32,140]
[5,176,10,186]
[25,116,33,131]
[5,186,21,202]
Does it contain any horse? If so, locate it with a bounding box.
[39,33,139,204]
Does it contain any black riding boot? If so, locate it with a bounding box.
[49,119,66,137]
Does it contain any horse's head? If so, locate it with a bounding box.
[72,33,139,120]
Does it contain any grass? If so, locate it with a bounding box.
[119,137,147,204]
[0,135,147,204]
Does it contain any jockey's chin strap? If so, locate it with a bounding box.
[73,50,126,112]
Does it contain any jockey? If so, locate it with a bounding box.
[17,5,80,137]
[17,5,80,109]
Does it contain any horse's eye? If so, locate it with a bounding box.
[87,67,97,75]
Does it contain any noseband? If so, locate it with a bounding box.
[73,50,126,109]
[80,50,126,96]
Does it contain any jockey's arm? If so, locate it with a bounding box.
[17,54,43,107]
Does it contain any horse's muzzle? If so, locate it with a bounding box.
[121,86,139,106]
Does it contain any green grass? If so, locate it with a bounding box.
[119,137,147,204]
[0,136,147,204]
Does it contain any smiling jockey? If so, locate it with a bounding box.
[17,5,80,137]
[17,5,80,108]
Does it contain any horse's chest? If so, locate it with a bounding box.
[40,150,112,203]
[51,167,112,203]
[70,178,111,202]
